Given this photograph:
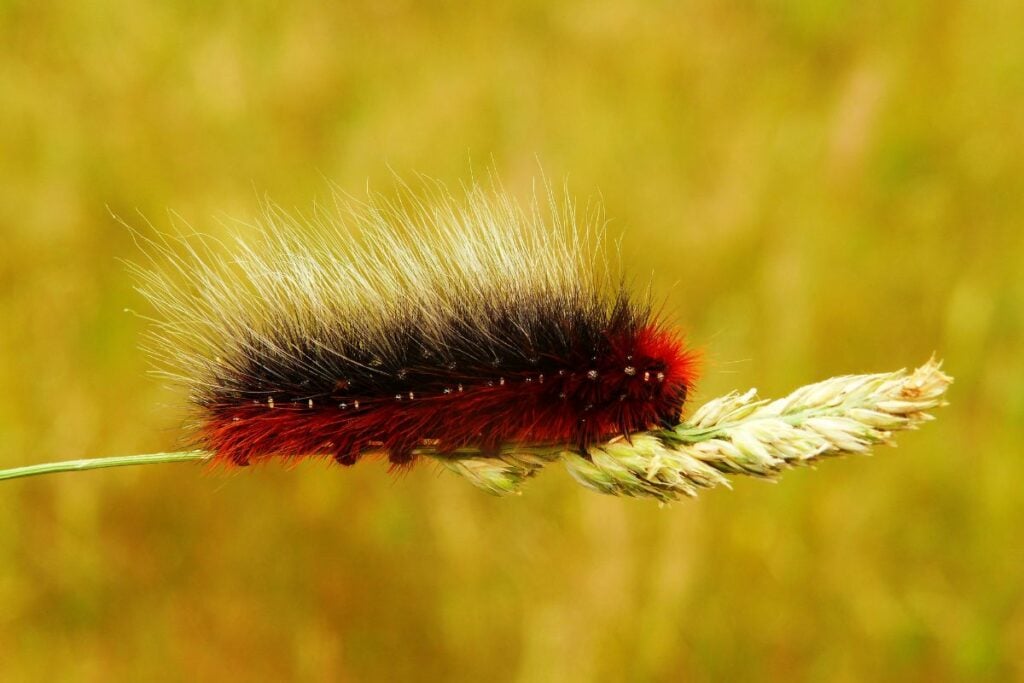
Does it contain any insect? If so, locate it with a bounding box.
[131,179,698,468]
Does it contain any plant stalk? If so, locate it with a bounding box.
[0,451,211,481]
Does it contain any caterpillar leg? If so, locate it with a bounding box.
[387,446,415,467]
[333,444,360,466]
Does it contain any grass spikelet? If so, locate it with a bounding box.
[435,357,951,501]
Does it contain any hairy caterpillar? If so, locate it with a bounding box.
[131,179,699,469]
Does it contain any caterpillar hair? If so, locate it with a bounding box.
[130,179,699,469]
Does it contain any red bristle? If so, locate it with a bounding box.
[201,323,698,467]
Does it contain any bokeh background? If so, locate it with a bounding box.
[1,1,1022,681]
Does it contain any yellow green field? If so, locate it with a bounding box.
[1,1,1021,680]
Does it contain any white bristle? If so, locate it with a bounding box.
[125,178,618,402]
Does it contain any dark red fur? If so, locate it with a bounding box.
[202,324,698,467]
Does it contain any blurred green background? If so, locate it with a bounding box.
[1,1,1022,681]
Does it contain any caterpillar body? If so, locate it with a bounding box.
[132,180,698,468]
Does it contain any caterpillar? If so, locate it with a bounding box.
[131,179,699,469]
